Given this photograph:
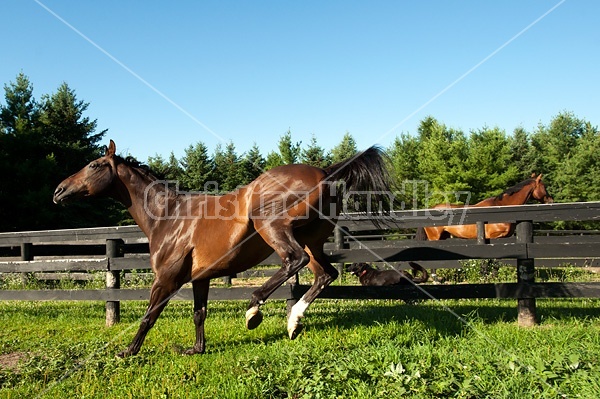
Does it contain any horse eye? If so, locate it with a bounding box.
[89,162,98,169]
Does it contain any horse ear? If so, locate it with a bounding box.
[531,172,536,178]
[106,140,116,156]
[536,174,542,182]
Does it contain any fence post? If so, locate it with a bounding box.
[20,243,33,285]
[515,220,537,327]
[334,226,349,283]
[476,221,488,245]
[106,239,123,327]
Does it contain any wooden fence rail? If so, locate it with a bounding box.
[1,201,600,327]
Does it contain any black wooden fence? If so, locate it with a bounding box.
[1,201,600,327]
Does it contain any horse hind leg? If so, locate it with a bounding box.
[246,222,310,330]
[287,247,338,340]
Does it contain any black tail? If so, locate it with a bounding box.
[408,262,429,283]
[415,227,429,241]
[323,146,393,214]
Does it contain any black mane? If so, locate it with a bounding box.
[120,155,163,180]
[496,178,534,200]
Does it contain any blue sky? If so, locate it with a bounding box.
[2,0,598,161]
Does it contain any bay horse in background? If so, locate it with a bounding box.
[416,174,553,241]
[53,140,392,357]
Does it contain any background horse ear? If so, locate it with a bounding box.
[106,140,116,156]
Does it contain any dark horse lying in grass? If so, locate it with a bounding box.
[53,140,392,357]
[347,262,429,286]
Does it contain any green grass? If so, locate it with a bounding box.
[1,299,600,398]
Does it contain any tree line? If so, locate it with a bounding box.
[1,73,599,232]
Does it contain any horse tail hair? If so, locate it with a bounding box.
[408,262,429,284]
[415,226,429,241]
[323,146,393,214]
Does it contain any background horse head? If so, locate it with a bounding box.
[488,173,553,206]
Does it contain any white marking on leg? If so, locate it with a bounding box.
[287,298,310,338]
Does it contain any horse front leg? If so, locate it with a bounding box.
[117,278,178,358]
[183,279,210,355]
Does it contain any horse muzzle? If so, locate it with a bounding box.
[53,185,82,204]
[53,185,69,204]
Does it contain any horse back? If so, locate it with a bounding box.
[245,164,333,224]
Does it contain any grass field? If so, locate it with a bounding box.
[1,298,600,398]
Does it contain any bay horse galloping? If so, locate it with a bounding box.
[416,174,553,241]
[53,140,392,357]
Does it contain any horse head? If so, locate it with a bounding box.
[531,174,553,204]
[53,140,119,203]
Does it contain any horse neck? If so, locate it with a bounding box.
[495,182,534,206]
[112,164,175,240]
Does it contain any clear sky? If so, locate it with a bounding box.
[2,0,599,161]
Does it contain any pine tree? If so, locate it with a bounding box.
[0,72,40,135]
[265,151,284,170]
[464,127,519,200]
[510,127,534,177]
[416,116,469,205]
[180,142,213,191]
[388,133,421,208]
[0,74,113,231]
[330,132,357,164]
[213,142,245,192]
[300,134,330,168]
[278,130,301,165]
[40,82,106,174]
[242,143,266,183]
[530,111,589,197]
[265,130,301,170]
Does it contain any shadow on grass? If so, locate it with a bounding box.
[285,299,600,340]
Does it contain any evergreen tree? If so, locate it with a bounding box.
[0,72,40,135]
[530,111,591,200]
[330,132,357,164]
[0,73,41,230]
[509,127,534,177]
[278,130,301,165]
[265,151,284,170]
[463,127,519,201]
[213,142,245,192]
[416,116,469,205]
[180,142,212,191]
[265,130,301,170]
[388,133,422,208]
[242,143,266,183]
[147,152,184,182]
[0,74,113,231]
[300,134,330,168]
[556,124,600,203]
[40,82,106,174]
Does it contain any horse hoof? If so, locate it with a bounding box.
[245,307,263,330]
[288,323,303,340]
[183,347,205,355]
[115,350,129,359]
